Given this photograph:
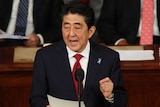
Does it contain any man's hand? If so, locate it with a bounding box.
[0,39,5,42]
[24,34,40,47]
[99,77,114,99]
[46,105,51,107]
[117,39,129,46]
[0,30,5,42]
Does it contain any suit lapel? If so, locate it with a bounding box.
[58,42,72,82]
[127,0,141,42]
[82,42,102,98]
[157,0,160,30]
[56,41,76,97]
[33,0,42,11]
[4,0,14,29]
[33,0,44,19]
[131,0,141,23]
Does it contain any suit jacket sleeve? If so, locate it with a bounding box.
[109,52,128,107]
[29,49,49,107]
[101,48,127,107]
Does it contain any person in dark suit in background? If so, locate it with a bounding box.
[29,1,127,107]
[97,0,160,45]
[0,0,63,47]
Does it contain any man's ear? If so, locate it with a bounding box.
[88,26,96,38]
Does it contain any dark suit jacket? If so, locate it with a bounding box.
[0,0,63,43]
[97,0,160,45]
[29,40,127,107]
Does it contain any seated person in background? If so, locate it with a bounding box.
[29,1,127,107]
[0,0,64,47]
[97,0,160,45]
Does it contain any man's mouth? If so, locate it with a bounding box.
[69,40,78,46]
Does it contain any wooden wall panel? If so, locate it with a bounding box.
[123,71,160,107]
[0,88,31,107]
[0,73,32,107]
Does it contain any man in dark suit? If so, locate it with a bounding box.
[29,1,127,107]
[0,0,63,46]
[97,0,160,45]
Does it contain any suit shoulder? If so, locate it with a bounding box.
[93,43,119,55]
[36,41,64,55]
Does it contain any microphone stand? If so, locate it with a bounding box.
[75,68,84,107]
[78,77,81,107]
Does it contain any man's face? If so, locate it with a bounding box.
[62,13,95,52]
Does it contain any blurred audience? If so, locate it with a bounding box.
[97,0,160,45]
[0,0,64,47]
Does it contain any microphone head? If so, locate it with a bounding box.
[75,68,84,82]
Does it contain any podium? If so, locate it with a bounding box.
[0,45,160,107]
[119,45,160,107]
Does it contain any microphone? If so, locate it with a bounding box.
[75,68,84,107]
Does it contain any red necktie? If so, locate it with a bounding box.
[140,0,154,45]
[72,54,83,96]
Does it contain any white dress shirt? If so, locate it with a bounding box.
[6,0,44,44]
[66,41,90,87]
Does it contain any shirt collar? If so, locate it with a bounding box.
[66,41,90,59]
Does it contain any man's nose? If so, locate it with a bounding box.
[69,28,75,36]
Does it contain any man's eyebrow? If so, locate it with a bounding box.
[63,22,70,25]
[63,22,82,26]
[74,22,82,26]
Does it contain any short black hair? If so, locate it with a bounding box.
[61,1,95,29]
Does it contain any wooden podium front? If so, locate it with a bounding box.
[0,47,34,107]
[0,46,160,107]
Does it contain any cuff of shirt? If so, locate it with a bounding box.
[115,38,126,45]
[37,34,44,45]
[105,94,114,103]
